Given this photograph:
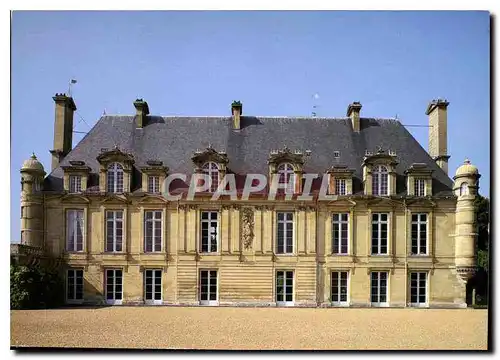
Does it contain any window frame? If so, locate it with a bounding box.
[106,162,124,193]
[372,165,389,196]
[199,269,218,306]
[414,178,426,197]
[276,270,294,306]
[105,268,123,305]
[148,175,161,194]
[69,174,82,193]
[200,211,219,254]
[370,271,389,307]
[409,271,428,307]
[144,210,163,253]
[332,213,349,255]
[144,269,163,305]
[66,268,84,303]
[331,271,349,306]
[105,210,124,252]
[277,163,296,194]
[66,209,84,252]
[334,178,347,195]
[371,213,389,255]
[411,213,428,256]
[460,182,469,196]
[202,162,220,193]
[276,211,294,255]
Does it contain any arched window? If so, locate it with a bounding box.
[202,162,220,192]
[372,165,388,196]
[460,182,469,196]
[277,163,295,194]
[107,163,124,193]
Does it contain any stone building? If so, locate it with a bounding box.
[17,93,480,307]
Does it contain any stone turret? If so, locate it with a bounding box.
[20,153,45,248]
[453,158,480,305]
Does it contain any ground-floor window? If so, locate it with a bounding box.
[370,271,388,306]
[144,269,162,305]
[199,270,218,305]
[410,272,428,307]
[276,270,294,306]
[331,271,348,305]
[105,269,123,305]
[67,269,83,302]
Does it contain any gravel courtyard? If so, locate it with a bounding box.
[11,307,488,350]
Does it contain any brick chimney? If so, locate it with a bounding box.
[426,98,450,175]
[134,98,150,128]
[231,101,243,130]
[347,102,362,132]
[50,93,76,171]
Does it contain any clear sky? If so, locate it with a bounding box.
[11,11,490,242]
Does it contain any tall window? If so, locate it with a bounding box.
[332,213,349,254]
[106,210,123,252]
[105,269,123,305]
[460,182,469,196]
[410,272,427,307]
[33,179,41,192]
[411,213,428,255]
[277,212,294,254]
[276,270,294,305]
[335,178,347,195]
[277,163,295,194]
[144,269,162,304]
[371,213,388,255]
[200,270,218,305]
[414,178,425,197]
[69,175,82,193]
[331,271,348,305]
[148,175,160,194]
[67,269,83,302]
[66,210,84,252]
[201,211,218,253]
[107,163,124,193]
[202,162,220,192]
[370,271,388,306]
[144,211,162,252]
[372,165,389,196]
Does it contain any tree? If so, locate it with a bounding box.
[470,195,490,305]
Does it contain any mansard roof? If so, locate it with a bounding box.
[44,114,454,196]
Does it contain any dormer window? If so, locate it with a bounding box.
[148,175,160,194]
[460,182,469,196]
[405,163,433,197]
[202,162,220,192]
[414,178,426,197]
[372,165,389,196]
[69,175,82,193]
[61,160,91,193]
[107,162,124,193]
[335,178,346,195]
[277,163,295,194]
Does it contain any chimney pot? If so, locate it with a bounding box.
[347,101,362,132]
[231,100,243,130]
[134,99,150,128]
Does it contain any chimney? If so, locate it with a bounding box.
[426,98,450,174]
[50,93,77,171]
[134,99,150,128]
[347,102,362,132]
[231,100,243,130]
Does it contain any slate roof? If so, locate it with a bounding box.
[44,115,454,196]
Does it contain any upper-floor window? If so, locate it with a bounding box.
[411,214,428,255]
[332,213,349,254]
[201,211,218,253]
[277,212,294,254]
[414,178,426,197]
[107,163,124,193]
[202,162,220,192]
[372,165,389,196]
[66,210,84,252]
[148,175,160,194]
[69,175,82,193]
[460,182,469,196]
[144,210,162,252]
[33,179,41,192]
[277,163,295,194]
[335,178,346,195]
[371,213,388,255]
[106,210,123,252]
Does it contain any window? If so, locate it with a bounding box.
[460,182,469,196]
[331,271,348,305]
[105,269,123,305]
[332,214,349,254]
[66,269,83,302]
[144,211,162,252]
[33,179,41,192]
[333,151,340,158]
[106,210,123,252]
[370,271,388,306]
[199,270,218,305]
[335,178,347,195]
[276,270,294,306]
[202,162,220,192]
[66,210,84,252]
[144,269,162,305]
[371,213,388,255]
[69,175,82,193]
[410,272,427,307]
[414,178,426,197]
[107,163,124,193]
[201,211,218,253]
[277,212,294,254]
[411,214,428,255]
[372,165,389,196]
[148,175,160,194]
[277,163,295,194]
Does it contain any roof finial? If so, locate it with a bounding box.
[464,158,471,164]
[31,152,37,159]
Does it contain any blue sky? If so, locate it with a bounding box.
[11,11,490,241]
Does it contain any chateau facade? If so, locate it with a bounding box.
[17,93,480,308]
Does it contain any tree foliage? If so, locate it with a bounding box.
[470,195,490,305]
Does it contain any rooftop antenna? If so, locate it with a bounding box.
[312,93,320,117]
[68,79,77,97]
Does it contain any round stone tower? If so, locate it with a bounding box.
[20,153,46,248]
[453,159,481,285]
